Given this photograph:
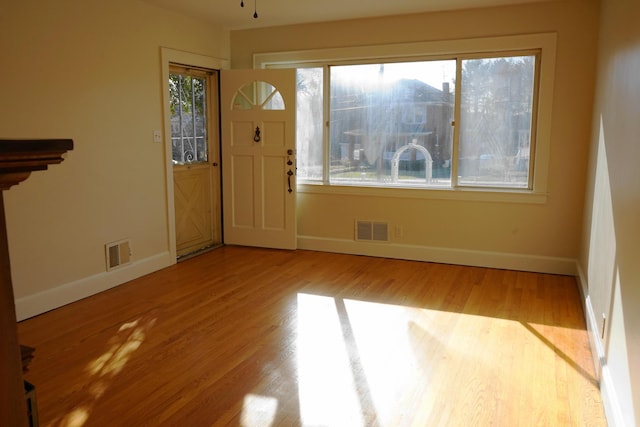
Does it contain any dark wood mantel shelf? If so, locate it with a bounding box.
[1,138,73,426]
[0,139,73,190]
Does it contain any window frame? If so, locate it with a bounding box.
[254,33,557,204]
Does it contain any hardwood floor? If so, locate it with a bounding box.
[17,247,606,426]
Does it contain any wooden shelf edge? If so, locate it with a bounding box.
[0,139,73,190]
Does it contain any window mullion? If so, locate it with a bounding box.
[191,78,197,162]
[323,64,331,184]
[527,52,542,190]
[450,57,462,188]
[178,75,185,164]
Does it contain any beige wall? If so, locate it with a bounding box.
[0,0,229,315]
[3,0,636,420]
[231,1,599,271]
[580,0,640,424]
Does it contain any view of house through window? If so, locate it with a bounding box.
[295,54,537,190]
[330,61,455,187]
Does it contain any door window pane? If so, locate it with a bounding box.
[458,56,535,188]
[328,61,455,186]
[232,81,285,110]
[170,73,208,164]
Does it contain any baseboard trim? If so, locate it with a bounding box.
[576,264,624,427]
[297,236,577,275]
[15,251,175,321]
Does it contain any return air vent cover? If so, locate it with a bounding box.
[355,220,389,242]
[105,239,131,271]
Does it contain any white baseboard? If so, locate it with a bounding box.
[576,264,624,427]
[297,236,577,275]
[15,251,175,321]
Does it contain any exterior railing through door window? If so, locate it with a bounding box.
[169,72,208,164]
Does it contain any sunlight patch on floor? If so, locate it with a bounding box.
[295,292,597,426]
[85,318,155,383]
[57,406,90,427]
[297,293,365,426]
[296,293,453,425]
[342,298,431,422]
[53,316,156,427]
[241,394,279,427]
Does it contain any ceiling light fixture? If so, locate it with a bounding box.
[240,0,258,19]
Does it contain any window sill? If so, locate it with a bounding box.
[297,182,548,204]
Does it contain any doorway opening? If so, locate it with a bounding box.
[169,65,222,258]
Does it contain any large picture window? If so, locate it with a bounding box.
[329,61,456,187]
[259,34,555,200]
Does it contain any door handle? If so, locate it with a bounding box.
[287,169,293,193]
[286,149,294,193]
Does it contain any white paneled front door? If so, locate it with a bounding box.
[221,69,297,249]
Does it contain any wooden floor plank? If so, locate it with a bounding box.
[18,246,606,426]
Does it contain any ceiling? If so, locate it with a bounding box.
[142,0,551,30]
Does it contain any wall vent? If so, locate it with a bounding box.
[355,220,389,242]
[105,239,131,271]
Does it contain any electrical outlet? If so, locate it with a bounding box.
[153,129,162,143]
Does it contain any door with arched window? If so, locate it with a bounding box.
[221,69,297,249]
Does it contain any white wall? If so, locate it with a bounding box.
[579,0,640,424]
[0,0,229,319]
[231,0,599,274]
